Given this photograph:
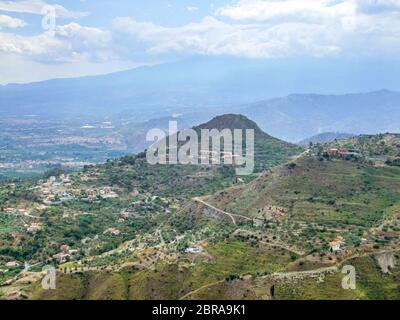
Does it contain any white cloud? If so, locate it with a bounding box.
[0,0,89,18]
[215,0,400,22]
[215,0,355,22]
[0,14,26,29]
[187,6,199,12]
[113,11,400,60]
[0,22,112,62]
[1,0,399,81]
[208,0,400,57]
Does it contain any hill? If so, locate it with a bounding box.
[323,133,400,158]
[190,114,303,172]
[200,134,400,255]
[298,133,355,146]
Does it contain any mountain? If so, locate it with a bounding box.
[1,57,400,122]
[194,114,267,133]
[240,90,400,142]
[163,114,303,173]
[298,133,355,146]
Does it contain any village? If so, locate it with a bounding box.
[0,166,181,281]
[33,174,120,205]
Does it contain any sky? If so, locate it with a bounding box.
[0,0,400,84]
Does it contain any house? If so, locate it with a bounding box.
[329,241,341,253]
[185,247,202,254]
[104,228,121,236]
[339,148,349,155]
[60,244,70,252]
[6,261,21,267]
[329,236,344,253]
[327,148,339,154]
[53,253,70,263]
[27,223,43,233]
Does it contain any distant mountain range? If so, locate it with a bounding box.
[298,133,355,146]
[240,90,400,142]
[1,57,400,142]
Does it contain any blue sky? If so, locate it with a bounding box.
[0,0,400,84]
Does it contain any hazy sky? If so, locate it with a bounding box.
[0,0,400,84]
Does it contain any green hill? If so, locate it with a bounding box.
[203,135,400,254]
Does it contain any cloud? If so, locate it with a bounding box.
[113,11,400,60]
[114,16,318,59]
[208,0,400,57]
[0,0,89,18]
[0,22,112,62]
[215,0,355,22]
[215,0,400,22]
[0,14,26,29]
[187,6,199,12]
[1,0,399,72]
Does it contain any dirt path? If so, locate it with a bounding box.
[193,197,252,225]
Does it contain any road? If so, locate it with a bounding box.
[193,197,252,225]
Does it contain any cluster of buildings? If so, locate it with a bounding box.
[35,174,119,205]
[37,174,74,205]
